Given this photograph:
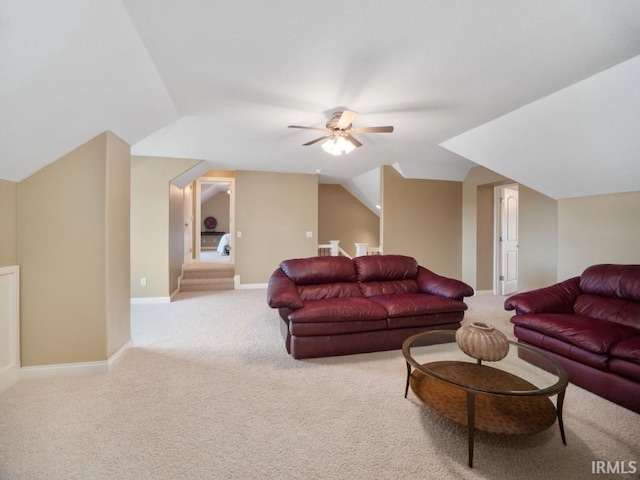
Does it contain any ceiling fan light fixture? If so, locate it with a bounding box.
[321,135,357,156]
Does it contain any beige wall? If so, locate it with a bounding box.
[558,191,640,280]
[168,183,185,296]
[202,192,230,233]
[131,156,200,298]
[0,180,17,267]
[18,132,130,366]
[476,185,494,290]
[381,165,462,279]
[318,184,379,258]
[518,185,558,292]
[235,171,317,284]
[105,133,131,358]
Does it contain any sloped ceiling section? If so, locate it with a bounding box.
[0,1,179,182]
[442,56,640,199]
[2,1,640,199]
[440,56,640,199]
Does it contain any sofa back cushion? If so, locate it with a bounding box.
[279,256,361,301]
[354,255,420,297]
[280,256,356,285]
[575,264,640,329]
[580,264,640,301]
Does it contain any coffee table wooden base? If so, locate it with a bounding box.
[408,361,561,467]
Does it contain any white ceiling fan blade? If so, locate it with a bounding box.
[336,110,358,129]
[351,126,394,133]
[303,135,331,146]
[345,134,362,148]
[289,125,329,132]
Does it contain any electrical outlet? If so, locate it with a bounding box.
[237,231,242,238]
[306,231,313,238]
[140,278,147,287]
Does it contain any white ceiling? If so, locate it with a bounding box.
[1,1,639,200]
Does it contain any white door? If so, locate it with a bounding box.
[499,186,518,295]
[184,184,193,265]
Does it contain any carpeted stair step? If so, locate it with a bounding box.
[183,267,235,279]
[180,277,234,292]
[180,262,235,291]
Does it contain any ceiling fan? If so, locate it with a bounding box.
[288,110,394,156]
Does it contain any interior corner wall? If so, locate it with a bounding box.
[235,171,317,284]
[0,180,17,267]
[105,132,131,357]
[168,183,184,296]
[17,132,118,367]
[130,156,201,299]
[381,165,462,279]
[557,191,640,280]
[318,184,379,258]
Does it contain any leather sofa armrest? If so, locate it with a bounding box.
[267,269,304,310]
[504,277,581,314]
[416,266,474,300]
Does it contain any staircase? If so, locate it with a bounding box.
[180,262,235,292]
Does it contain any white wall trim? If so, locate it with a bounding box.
[170,285,181,301]
[234,275,267,289]
[131,296,171,304]
[108,340,132,368]
[0,265,20,394]
[21,361,109,379]
[474,290,496,296]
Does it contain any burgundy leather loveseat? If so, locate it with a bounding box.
[505,264,640,413]
[267,254,474,359]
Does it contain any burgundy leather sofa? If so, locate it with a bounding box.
[267,254,474,359]
[504,264,640,413]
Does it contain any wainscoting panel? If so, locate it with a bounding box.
[0,266,20,393]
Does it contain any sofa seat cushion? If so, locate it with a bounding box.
[513,325,609,371]
[368,293,468,318]
[288,297,388,336]
[610,335,640,365]
[609,358,640,382]
[510,313,640,354]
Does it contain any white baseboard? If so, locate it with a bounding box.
[234,275,267,289]
[21,360,109,379]
[131,296,171,304]
[19,340,132,381]
[170,286,181,301]
[108,340,132,367]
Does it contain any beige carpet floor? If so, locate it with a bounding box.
[0,290,638,479]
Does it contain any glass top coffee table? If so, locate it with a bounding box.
[402,330,568,468]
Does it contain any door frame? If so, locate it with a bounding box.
[195,176,235,262]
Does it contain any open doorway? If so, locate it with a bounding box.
[195,176,235,264]
[494,184,519,295]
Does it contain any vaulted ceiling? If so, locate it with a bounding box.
[1,1,639,201]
